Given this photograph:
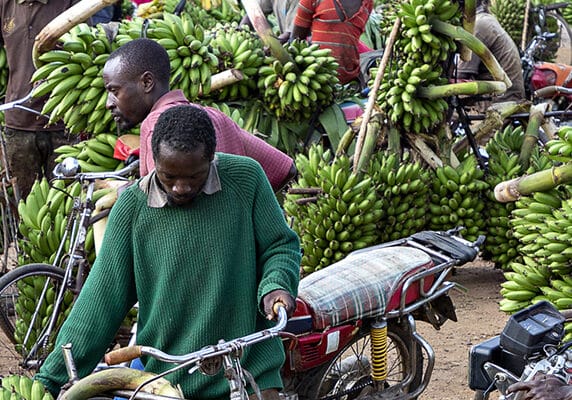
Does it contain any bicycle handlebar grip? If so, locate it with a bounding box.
[104,345,143,365]
[273,302,286,315]
[535,86,560,98]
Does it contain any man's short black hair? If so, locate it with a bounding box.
[152,105,217,160]
[107,38,171,85]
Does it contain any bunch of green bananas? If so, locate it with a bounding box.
[0,46,8,98]
[489,0,526,45]
[563,2,572,25]
[257,40,339,122]
[498,257,552,313]
[1,375,53,400]
[17,178,86,265]
[120,14,218,100]
[30,23,113,135]
[428,157,488,242]
[135,0,164,18]
[482,125,524,270]
[367,151,431,242]
[53,133,125,173]
[374,0,459,133]
[512,192,572,276]
[283,144,383,274]
[208,23,265,100]
[544,125,572,162]
[206,102,245,128]
[12,273,74,355]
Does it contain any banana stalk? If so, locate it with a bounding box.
[241,0,293,66]
[519,102,547,170]
[495,163,572,202]
[417,81,507,99]
[460,0,476,61]
[353,17,400,173]
[203,69,244,94]
[355,112,382,173]
[33,0,116,66]
[59,369,184,400]
[430,19,511,88]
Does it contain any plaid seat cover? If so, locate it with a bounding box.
[298,246,432,330]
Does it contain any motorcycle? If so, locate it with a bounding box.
[468,300,572,400]
[522,3,572,110]
[72,228,482,400]
[279,228,483,400]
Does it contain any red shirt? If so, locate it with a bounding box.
[294,0,372,84]
[140,90,294,191]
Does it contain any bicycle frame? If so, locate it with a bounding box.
[20,159,140,367]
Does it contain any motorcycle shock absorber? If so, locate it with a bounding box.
[370,319,388,386]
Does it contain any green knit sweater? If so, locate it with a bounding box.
[36,154,301,400]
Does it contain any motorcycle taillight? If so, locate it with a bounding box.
[531,68,557,91]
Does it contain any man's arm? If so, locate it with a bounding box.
[291,0,313,40]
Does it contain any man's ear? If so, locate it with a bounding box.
[141,71,155,93]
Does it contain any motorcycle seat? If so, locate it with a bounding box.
[297,246,433,330]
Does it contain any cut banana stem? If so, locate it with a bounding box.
[519,102,547,170]
[495,163,572,202]
[417,80,507,99]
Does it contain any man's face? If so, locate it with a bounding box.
[155,143,212,206]
[103,57,150,131]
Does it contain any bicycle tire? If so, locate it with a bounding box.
[297,320,424,400]
[0,263,75,376]
[545,11,572,65]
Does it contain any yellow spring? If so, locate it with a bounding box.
[370,321,388,381]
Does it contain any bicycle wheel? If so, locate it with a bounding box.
[545,11,572,65]
[299,321,424,400]
[0,263,75,376]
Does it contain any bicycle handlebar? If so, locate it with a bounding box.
[535,85,572,97]
[53,158,140,182]
[541,1,570,12]
[105,305,288,366]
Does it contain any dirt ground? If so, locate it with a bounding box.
[418,258,506,400]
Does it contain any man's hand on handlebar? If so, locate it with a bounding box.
[262,289,296,320]
[507,373,572,400]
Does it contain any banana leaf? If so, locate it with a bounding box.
[318,103,350,153]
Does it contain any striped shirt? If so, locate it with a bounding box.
[294,0,372,84]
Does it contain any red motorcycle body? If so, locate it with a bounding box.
[531,61,572,100]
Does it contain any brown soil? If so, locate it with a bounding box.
[419,258,506,400]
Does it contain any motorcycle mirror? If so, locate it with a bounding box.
[53,157,80,178]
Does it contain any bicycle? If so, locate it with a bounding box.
[0,92,47,275]
[57,305,288,400]
[0,155,139,376]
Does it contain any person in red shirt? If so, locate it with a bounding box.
[103,38,296,192]
[291,0,373,85]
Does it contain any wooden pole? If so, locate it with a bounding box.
[353,17,401,174]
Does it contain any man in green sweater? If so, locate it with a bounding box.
[35,105,301,400]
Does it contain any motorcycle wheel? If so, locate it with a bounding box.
[298,321,423,400]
